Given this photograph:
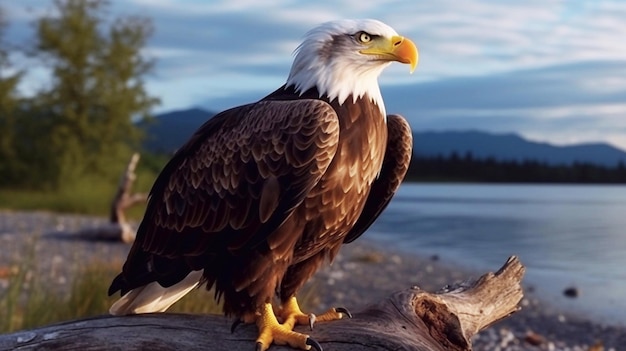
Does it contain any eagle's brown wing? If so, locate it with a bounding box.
[343,114,412,244]
[109,99,339,295]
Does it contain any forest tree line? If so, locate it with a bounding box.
[406,152,626,183]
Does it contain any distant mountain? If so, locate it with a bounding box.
[414,130,626,167]
[140,109,626,167]
[139,108,215,153]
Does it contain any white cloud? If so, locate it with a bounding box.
[423,103,626,121]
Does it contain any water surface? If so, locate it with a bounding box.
[366,183,626,325]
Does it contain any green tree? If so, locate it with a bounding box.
[32,0,159,188]
[0,7,24,183]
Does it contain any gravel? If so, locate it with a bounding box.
[1,210,624,350]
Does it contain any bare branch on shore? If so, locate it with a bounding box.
[78,153,147,243]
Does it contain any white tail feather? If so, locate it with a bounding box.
[109,270,204,315]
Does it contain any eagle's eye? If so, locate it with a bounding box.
[356,31,372,44]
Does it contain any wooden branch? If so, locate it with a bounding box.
[0,257,525,351]
[109,153,146,225]
[78,153,147,243]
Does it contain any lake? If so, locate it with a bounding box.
[365,183,626,326]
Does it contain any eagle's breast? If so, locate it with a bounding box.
[292,94,387,258]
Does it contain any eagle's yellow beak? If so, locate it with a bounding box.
[360,35,419,73]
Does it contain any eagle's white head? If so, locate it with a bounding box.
[286,19,418,115]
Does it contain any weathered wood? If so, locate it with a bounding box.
[0,257,525,351]
[78,153,147,243]
[109,153,146,226]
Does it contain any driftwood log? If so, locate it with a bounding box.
[78,153,147,243]
[0,256,525,351]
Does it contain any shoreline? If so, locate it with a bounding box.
[363,232,626,328]
[321,239,624,350]
[1,210,624,350]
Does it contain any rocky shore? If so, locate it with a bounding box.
[0,210,624,350]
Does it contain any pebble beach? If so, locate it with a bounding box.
[0,210,624,350]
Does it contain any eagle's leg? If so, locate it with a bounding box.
[255,301,322,351]
[279,296,351,330]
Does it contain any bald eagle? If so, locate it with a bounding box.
[109,19,417,351]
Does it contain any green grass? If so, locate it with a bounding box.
[1,250,112,332]
[0,185,116,215]
[0,254,223,333]
[0,166,158,216]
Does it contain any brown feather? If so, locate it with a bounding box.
[343,114,413,243]
[259,176,280,223]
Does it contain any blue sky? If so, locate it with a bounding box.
[5,0,626,149]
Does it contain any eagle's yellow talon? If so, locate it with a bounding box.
[313,307,348,322]
[279,296,314,330]
[255,302,312,351]
[279,296,349,331]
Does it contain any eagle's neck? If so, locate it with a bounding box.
[285,55,389,117]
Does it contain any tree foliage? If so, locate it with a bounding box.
[0,0,159,189]
[0,8,23,183]
[406,153,626,183]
